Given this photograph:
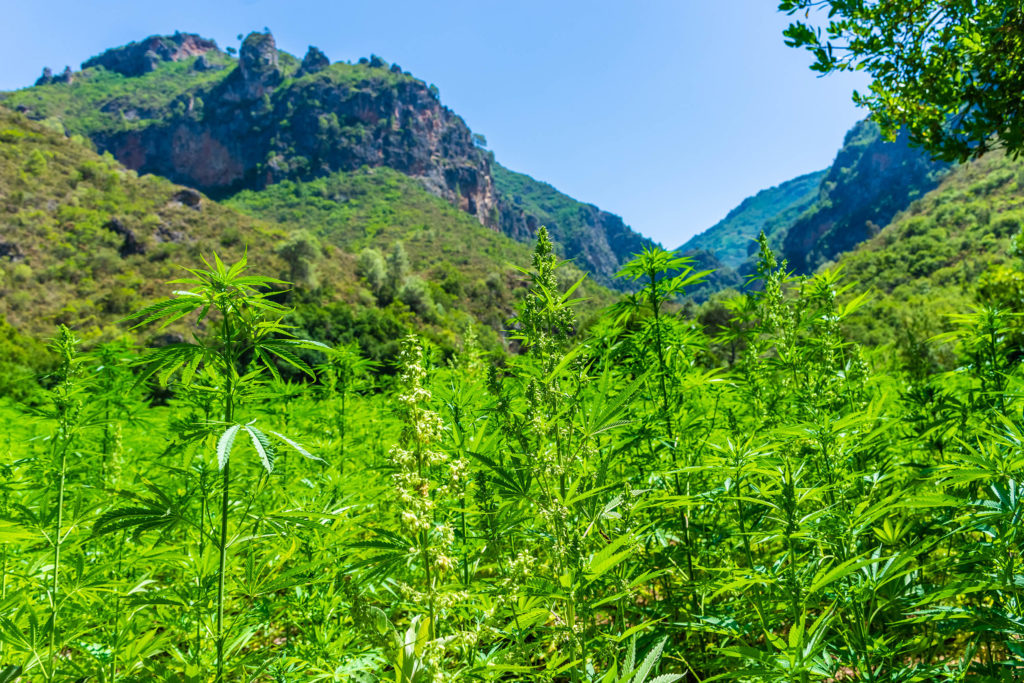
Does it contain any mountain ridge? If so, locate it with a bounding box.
[2,30,653,289]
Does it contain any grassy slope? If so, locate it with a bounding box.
[679,169,826,270]
[0,106,295,339]
[837,152,1024,357]
[226,169,616,328]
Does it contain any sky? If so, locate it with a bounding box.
[0,0,870,247]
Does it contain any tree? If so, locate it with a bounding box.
[780,1,1024,161]
[386,241,410,300]
[276,230,321,288]
[356,247,387,301]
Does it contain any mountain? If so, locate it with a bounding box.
[782,119,951,273]
[493,164,656,286]
[678,169,825,270]
[1,31,652,289]
[0,105,612,378]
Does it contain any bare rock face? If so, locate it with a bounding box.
[104,218,146,257]
[170,188,202,210]
[34,67,53,86]
[35,66,73,86]
[0,241,25,262]
[224,32,281,101]
[298,46,329,76]
[781,119,950,273]
[82,32,219,77]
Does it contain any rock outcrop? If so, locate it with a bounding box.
[223,32,281,101]
[298,46,330,76]
[35,66,72,86]
[89,31,497,226]
[14,30,654,280]
[781,119,950,273]
[81,32,219,77]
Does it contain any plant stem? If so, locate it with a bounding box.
[215,313,235,683]
[48,440,69,682]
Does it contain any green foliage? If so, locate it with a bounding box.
[0,107,292,340]
[780,0,1024,161]
[2,236,1024,680]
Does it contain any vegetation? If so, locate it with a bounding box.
[679,169,825,271]
[2,229,1024,680]
[0,54,234,138]
[780,0,1024,161]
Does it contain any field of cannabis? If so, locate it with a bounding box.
[0,227,1021,682]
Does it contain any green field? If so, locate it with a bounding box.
[1,232,1023,682]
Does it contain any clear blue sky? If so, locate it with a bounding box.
[0,0,869,247]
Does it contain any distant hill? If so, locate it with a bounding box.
[492,164,656,287]
[678,169,825,270]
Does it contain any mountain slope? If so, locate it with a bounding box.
[492,164,656,287]
[679,169,825,270]
[2,31,654,290]
[0,106,611,362]
[782,119,951,273]
[0,106,291,339]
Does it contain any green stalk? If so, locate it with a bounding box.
[47,440,69,682]
[215,313,235,683]
[110,529,126,683]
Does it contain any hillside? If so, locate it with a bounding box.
[836,151,1024,363]
[2,31,653,289]
[492,163,656,286]
[0,106,292,340]
[0,106,615,380]
[678,169,825,270]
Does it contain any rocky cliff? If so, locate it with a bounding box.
[782,119,950,273]
[81,32,220,77]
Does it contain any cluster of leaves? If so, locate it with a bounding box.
[2,231,1024,681]
[781,0,1024,162]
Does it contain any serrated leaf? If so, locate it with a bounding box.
[244,425,276,473]
[218,424,241,471]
